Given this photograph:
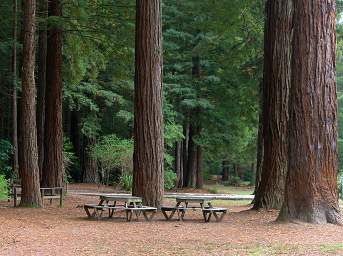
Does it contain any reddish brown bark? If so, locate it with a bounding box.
[132,0,164,207]
[278,0,342,224]
[19,0,42,207]
[81,136,98,183]
[42,0,63,187]
[37,0,47,179]
[175,141,184,188]
[253,0,292,210]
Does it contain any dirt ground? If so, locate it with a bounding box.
[0,184,342,256]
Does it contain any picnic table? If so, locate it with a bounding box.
[161,196,227,222]
[84,195,157,222]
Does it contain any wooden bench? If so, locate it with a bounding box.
[161,206,187,221]
[202,207,227,222]
[84,204,157,222]
[11,186,63,207]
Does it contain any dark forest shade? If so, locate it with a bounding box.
[132,0,164,207]
[19,0,42,207]
[42,0,63,187]
[253,0,292,210]
[278,0,342,224]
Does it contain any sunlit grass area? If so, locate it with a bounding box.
[204,183,254,195]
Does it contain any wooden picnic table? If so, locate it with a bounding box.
[162,196,227,222]
[84,195,156,221]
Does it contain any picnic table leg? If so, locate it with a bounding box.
[126,210,133,222]
[59,188,63,207]
[168,202,181,220]
[143,210,156,221]
[13,187,17,207]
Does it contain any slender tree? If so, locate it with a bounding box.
[42,0,63,187]
[19,0,42,207]
[253,0,292,210]
[278,0,342,224]
[133,0,164,207]
[12,0,19,177]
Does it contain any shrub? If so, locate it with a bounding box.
[164,169,177,190]
[119,172,133,191]
[0,175,8,200]
[0,139,14,179]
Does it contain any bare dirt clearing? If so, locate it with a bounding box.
[0,185,342,256]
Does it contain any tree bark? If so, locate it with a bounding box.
[132,0,164,207]
[81,136,98,183]
[37,0,47,180]
[175,141,184,188]
[182,121,189,187]
[253,0,292,210]
[12,0,19,178]
[278,0,342,225]
[196,145,203,188]
[19,0,42,207]
[222,160,229,182]
[186,123,197,187]
[42,0,63,187]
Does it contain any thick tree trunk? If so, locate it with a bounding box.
[12,0,19,177]
[253,0,292,210]
[42,0,63,187]
[19,0,42,207]
[175,141,183,188]
[278,0,342,225]
[81,136,98,183]
[132,0,164,207]
[37,0,47,179]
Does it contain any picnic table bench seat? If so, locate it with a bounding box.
[202,207,227,222]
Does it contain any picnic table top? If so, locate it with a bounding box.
[176,196,213,202]
[100,195,142,202]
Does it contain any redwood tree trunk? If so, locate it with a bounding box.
[253,0,292,210]
[175,141,184,188]
[182,121,189,187]
[19,0,42,207]
[42,0,63,187]
[81,136,98,183]
[37,0,47,179]
[132,0,164,207]
[196,145,203,188]
[278,0,342,224]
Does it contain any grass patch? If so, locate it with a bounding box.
[204,184,254,195]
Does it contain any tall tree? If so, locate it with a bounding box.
[278,0,342,224]
[37,0,48,178]
[133,0,164,207]
[19,0,42,207]
[12,0,19,177]
[42,0,63,187]
[253,0,292,210]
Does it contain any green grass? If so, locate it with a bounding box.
[204,183,254,195]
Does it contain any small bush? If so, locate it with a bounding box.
[0,175,8,200]
[119,172,133,191]
[165,170,177,190]
[208,187,219,194]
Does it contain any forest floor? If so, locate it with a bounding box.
[0,184,342,256]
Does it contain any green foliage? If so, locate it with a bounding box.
[223,176,243,187]
[63,137,77,183]
[92,135,133,173]
[164,170,177,190]
[119,172,133,191]
[0,140,14,179]
[0,175,8,200]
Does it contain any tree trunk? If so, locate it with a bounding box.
[278,0,342,225]
[12,0,19,178]
[37,0,47,180]
[81,136,98,183]
[196,145,203,188]
[222,160,229,182]
[253,0,292,210]
[132,0,164,207]
[175,141,183,188]
[186,123,197,187]
[182,121,189,187]
[42,0,63,187]
[19,0,42,207]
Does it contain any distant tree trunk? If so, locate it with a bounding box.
[186,123,197,187]
[278,0,342,225]
[253,0,292,210]
[182,121,189,187]
[37,0,47,179]
[196,145,203,188]
[19,0,42,207]
[132,0,164,207]
[222,160,229,182]
[70,111,81,159]
[12,0,19,177]
[42,0,63,187]
[175,141,183,188]
[81,136,98,183]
